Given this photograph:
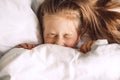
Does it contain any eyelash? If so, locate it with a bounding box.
[47,34,56,38]
[64,36,71,39]
[47,34,72,39]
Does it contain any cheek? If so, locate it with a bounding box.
[44,37,55,44]
[65,35,80,48]
[65,39,78,48]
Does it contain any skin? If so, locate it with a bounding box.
[16,14,94,53]
[43,14,80,48]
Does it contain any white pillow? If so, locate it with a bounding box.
[31,0,44,13]
[0,0,42,54]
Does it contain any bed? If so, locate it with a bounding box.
[0,0,120,80]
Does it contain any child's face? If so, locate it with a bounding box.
[43,14,80,48]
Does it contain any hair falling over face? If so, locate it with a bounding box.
[37,0,120,44]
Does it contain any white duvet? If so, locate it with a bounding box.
[0,40,120,80]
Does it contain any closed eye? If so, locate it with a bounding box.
[47,33,57,38]
[64,34,72,39]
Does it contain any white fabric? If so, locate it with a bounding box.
[31,0,44,13]
[0,0,42,54]
[0,39,120,80]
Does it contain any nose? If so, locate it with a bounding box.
[55,37,64,46]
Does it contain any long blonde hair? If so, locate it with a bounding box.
[76,0,120,43]
[37,0,120,44]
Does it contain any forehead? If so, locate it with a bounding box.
[43,13,80,30]
[43,15,79,35]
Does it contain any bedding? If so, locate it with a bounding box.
[0,39,120,80]
[0,0,43,55]
[31,0,44,13]
[0,0,120,80]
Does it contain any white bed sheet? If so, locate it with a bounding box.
[0,40,120,80]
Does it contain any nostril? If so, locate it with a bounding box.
[55,43,64,46]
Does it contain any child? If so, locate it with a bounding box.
[16,0,94,53]
[17,0,120,53]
